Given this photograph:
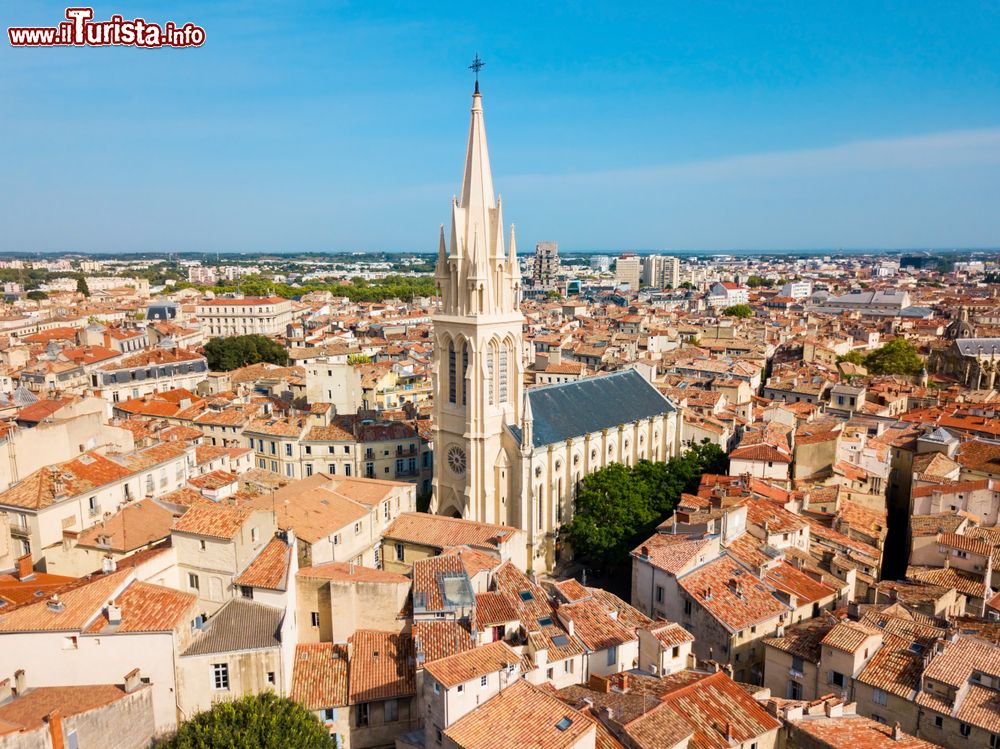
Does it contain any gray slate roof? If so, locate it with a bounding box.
[956,338,1000,356]
[510,369,675,449]
[182,598,282,656]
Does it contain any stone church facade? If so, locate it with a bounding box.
[429,84,680,571]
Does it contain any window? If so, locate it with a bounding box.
[88,496,98,515]
[344,465,351,476]
[286,464,294,477]
[672,646,680,658]
[480,675,488,688]
[199,539,207,551]
[329,464,337,474]
[684,599,692,616]
[830,671,844,688]
[564,660,574,674]
[270,441,276,455]
[655,586,664,604]
[433,682,441,695]
[311,611,320,627]
[66,730,79,749]
[62,635,78,650]
[285,443,292,457]
[306,464,313,477]
[322,708,338,722]
[356,703,369,727]
[934,716,943,729]
[873,688,888,706]
[607,646,617,666]
[960,723,971,737]
[354,522,362,535]
[457,684,464,693]
[787,680,802,699]
[251,527,260,545]
[547,667,554,679]
[791,656,804,675]
[212,663,230,691]
[188,573,200,591]
[395,543,404,562]
[990,734,1000,748]
[384,699,398,722]
[240,585,254,599]
[266,671,275,684]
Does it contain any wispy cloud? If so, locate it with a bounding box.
[502,127,1000,188]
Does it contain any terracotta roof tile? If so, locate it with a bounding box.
[347,630,415,703]
[290,643,348,710]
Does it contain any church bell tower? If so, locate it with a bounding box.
[429,76,524,524]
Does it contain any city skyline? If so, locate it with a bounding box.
[3,1,1000,253]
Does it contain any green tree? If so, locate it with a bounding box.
[723,304,753,319]
[837,350,865,366]
[157,693,332,749]
[204,335,289,371]
[564,442,729,568]
[25,290,47,301]
[76,276,90,297]
[679,281,695,290]
[746,275,773,288]
[862,338,924,376]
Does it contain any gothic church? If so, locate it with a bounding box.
[429,83,681,570]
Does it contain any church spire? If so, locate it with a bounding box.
[460,87,495,250]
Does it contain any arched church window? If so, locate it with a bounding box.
[590,449,597,461]
[461,343,469,406]
[608,444,614,455]
[534,465,542,478]
[639,434,645,444]
[573,454,580,466]
[498,343,510,403]
[485,344,495,405]
[448,341,457,404]
[624,439,630,450]
[554,460,562,472]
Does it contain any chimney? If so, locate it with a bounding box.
[106,600,122,626]
[724,721,733,742]
[16,554,33,581]
[566,619,575,638]
[14,669,26,696]
[640,545,649,558]
[46,710,64,749]
[600,705,613,722]
[620,673,630,692]
[124,668,141,693]
[102,555,117,574]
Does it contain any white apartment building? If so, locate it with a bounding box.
[196,296,293,338]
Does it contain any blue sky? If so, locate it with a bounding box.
[3,1,1000,253]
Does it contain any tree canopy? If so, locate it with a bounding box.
[25,290,47,301]
[862,338,924,376]
[837,338,924,376]
[169,273,436,303]
[76,276,90,297]
[204,335,289,371]
[746,275,773,288]
[723,304,753,319]
[564,441,729,569]
[157,693,332,749]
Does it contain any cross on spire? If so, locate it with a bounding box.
[468,53,485,93]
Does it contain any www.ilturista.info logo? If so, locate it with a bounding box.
[8,7,205,48]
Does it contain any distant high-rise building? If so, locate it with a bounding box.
[615,254,641,289]
[531,241,559,288]
[642,255,681,289]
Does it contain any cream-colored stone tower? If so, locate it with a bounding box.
[429,83,524,524]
